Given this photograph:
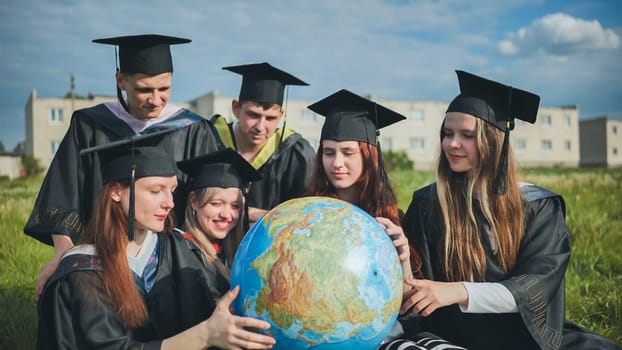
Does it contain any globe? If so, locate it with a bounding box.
[231,196,403,349]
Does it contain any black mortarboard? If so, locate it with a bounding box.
[80,129,177,240]
[447,70,539,131]
[177,148,261,194]
[93,34,191,75]
[307,89,406,146]
[446,70,540,194]
[223,62,308,106]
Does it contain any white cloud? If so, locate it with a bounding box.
[498,12,621,56]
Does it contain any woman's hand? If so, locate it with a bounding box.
[376,217,413,292]
[205,286,276,349]
[376,217,409,262]
[400,278,468,317]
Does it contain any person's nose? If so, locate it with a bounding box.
[449,136,461,149]
[149,91,164,107]
[332,153,345,168]
[162,192,175,210]
[221,207,231,219]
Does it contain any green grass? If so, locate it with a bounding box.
[1,170,621,347]
[0,176,54,350]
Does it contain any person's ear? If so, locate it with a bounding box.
[188,192,200,211]
[232,99,241,119]
[115,71,125,91]
[110,183,122,203]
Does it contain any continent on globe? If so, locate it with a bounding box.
[231,196,403,349]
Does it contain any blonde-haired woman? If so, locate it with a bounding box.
[401,70,619,350]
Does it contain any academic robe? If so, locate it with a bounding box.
[24,104,223,245]
[36,230,229,350]
[403,184,621,350]
[211,114,315,211]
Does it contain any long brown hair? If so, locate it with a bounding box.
[183,187,244,280]
[436,117,524,282]
[80,181,175,329]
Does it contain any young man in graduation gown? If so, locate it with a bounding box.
[24,34,223,296]
[211,62,315,225]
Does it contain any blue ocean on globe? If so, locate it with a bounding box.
[231,196,403,349]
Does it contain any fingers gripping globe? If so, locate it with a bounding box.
[231,196,403,349]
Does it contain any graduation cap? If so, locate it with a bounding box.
[177,148,262,194]
[93,34,191,75]
[447,70,540,194]
[307,89,406,146]
[223,62,308,106]
[93,34,190,114]
[80,129,178,240]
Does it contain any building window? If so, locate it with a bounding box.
[409,109,424,124]
[563,115,571,128]
[541,115,551,128]
[613,125,618,135]
[564,140,571,151]
[300,110,317,124]
[513,138,526,153]
[50,140,61,154]
[381,137,393,151]
[613,147,618,156]
[409,137,425,153]
[49,108,64,124]
[541,140,552,152]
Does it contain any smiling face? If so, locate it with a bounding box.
[442,112,480,173]
[232,100,284,150]
[117,72,172,119]
[191,187,242,241]
[114,176,177,236]
[321,140,364,192]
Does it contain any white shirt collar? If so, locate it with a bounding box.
[103,101,182,134]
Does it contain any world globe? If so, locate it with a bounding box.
[231,196,403,349]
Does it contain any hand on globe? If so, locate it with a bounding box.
[205,286,276,349]
[375,217,410,262]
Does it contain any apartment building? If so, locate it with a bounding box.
[24,90,116,169]
[24,89,581,171]
[579,116,622,167]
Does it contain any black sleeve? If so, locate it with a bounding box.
[24,112,93,244]
[279,137,316,203]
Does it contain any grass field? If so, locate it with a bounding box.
[1,169,621,348]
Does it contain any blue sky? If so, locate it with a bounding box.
[1,0,621,151]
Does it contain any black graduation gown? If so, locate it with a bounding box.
[36,231,229,350]
[211,115,315,211]
[403,184,621,350]
[24,104,223,245]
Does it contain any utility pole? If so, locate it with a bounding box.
[70,74,75,113]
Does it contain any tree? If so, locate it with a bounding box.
[0,141,5,153]
[383,150,414,171]
[21,155,43,176]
